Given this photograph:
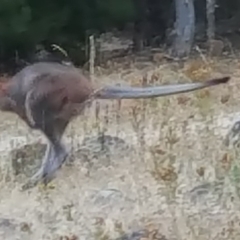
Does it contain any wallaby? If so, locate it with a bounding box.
[0,62,230,188]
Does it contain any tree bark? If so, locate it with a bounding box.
[132,0,147,52]
[206,0,215,41]
[172,0,195,58]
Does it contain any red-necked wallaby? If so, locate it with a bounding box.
[0,62,230,188]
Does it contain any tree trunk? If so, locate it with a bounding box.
[206,0,215,41]
[132,0,147,52]
[172,0,195,58]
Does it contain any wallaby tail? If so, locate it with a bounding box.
[93,76,230,99]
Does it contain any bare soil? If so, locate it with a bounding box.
[0,55,240,240]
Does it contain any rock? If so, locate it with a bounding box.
[0,218,32,239]
[70,134,131,168]
[152,53,164,63]
[91,188,124,206]
[9,142,46,177]
[116,228,168,240]
[208,39,224,57]
[224,120,240,148]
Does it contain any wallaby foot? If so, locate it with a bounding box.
[22,145,68,190]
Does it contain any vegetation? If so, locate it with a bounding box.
[0,0,240,70]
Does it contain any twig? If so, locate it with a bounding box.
[195,45,208,64]
[51,44,68,57]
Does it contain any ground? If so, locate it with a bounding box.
[0,52,240,240]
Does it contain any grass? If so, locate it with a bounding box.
[0,52,240,239]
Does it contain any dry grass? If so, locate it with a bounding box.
[0,54,240,240]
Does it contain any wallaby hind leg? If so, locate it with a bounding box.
[22,87,69,190]
[40,120,69,183]
[22,120,69,190]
